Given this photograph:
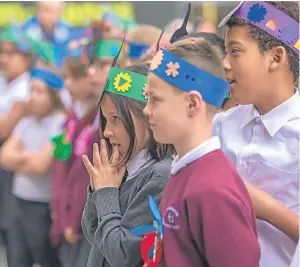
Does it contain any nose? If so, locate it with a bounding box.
[103,125,113,139]
[223,54,232,72]
[143,102,151,117]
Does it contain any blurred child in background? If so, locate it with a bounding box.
[123,24,162,67]
[50,35,98,267]
[0,52,65,267]
[0,26,40,266]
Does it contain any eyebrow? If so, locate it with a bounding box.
[227,40,244,46]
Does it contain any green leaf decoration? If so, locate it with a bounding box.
[51,133,73,161]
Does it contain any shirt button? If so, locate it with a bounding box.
[255,117,261,123]
[253,139,258,143]
[241,161,246,167]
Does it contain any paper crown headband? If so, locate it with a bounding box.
[97,35,148,105]
[150,49,229,108]
[219,1,300,54]
[31,68,64,91]
[0,26,41,55]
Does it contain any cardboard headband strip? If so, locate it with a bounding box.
[125,40,151,60]
[103,67,148,103]
[150,49,230,108]
[219,1,299,54]
[31,68,64,91]
[96,40,122,59]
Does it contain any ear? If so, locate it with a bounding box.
[185,91,203,116]
[269,46,287,72]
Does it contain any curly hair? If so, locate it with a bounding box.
[227,1,299,82]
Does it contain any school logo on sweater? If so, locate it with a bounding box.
[163,206,180,230]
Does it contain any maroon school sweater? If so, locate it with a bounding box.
[159,149,261,267]
[51,109,98,245]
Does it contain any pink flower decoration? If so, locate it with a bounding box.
[65,119,77,142]
[165,62,180,77]
[143,84,149,100]
[74,125,94,157]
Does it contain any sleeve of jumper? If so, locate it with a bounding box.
[81,186,98,245]
[187,190,261,267]
[92,175,168,267]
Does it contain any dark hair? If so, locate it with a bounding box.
[227,1,299,82]
[179,32,226,58]
[100,63,174,166]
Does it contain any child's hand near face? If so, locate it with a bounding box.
[82,140,126,191]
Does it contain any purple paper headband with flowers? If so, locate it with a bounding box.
[219,1,300,54]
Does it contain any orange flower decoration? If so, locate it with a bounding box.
[150,50,164,70]
[266,20,277,31]
[165,62,180,77]
[142,84,149,100]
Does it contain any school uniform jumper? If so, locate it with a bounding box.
[82,151,173,267]
[213,90,300,267]
[51,108,98,267]
[159,137,261,267]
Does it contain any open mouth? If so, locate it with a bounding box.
[227,78,236,85]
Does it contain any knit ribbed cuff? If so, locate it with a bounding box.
[92,187,121,218]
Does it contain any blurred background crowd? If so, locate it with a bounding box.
[0,1,268,266]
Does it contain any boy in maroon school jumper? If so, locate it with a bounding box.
[143,37,261,266]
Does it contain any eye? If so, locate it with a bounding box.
[112,115,122,121]
[231,48,240,55]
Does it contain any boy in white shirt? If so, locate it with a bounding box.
[215,1,299,267]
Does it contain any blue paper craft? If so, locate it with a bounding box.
[126,40,151,60]
[131,195,163,238]
[247,3,268,23]
[31,68,64,91]
[150,49,230,109]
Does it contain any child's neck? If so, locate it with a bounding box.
[255,76,295,115]
[174,123,213,159]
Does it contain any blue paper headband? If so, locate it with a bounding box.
[31,68,64,91]
[126,41,150,60]
[150,49,230,108]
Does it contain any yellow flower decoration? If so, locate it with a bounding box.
[113,72,132,92]
[150,50,164,71]
[165,61,180,77]
[142,83,149,100]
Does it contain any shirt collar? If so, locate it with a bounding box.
[171,136,221,175]
[126,149,153,179]
[240,90,300,137]
[7,72,31,90]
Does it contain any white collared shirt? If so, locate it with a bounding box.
[213,90,300,267]
[171,136,221,175]
[126,149,155,181]
[0,72,31,115]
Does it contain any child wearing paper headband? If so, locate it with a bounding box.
[81,58,174,266]
[214,2,299,267]
[123,24,162,66]
[0,26,43,266]
[0,60,65,267]
[143,37,261,266]
[50,34,99,267]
